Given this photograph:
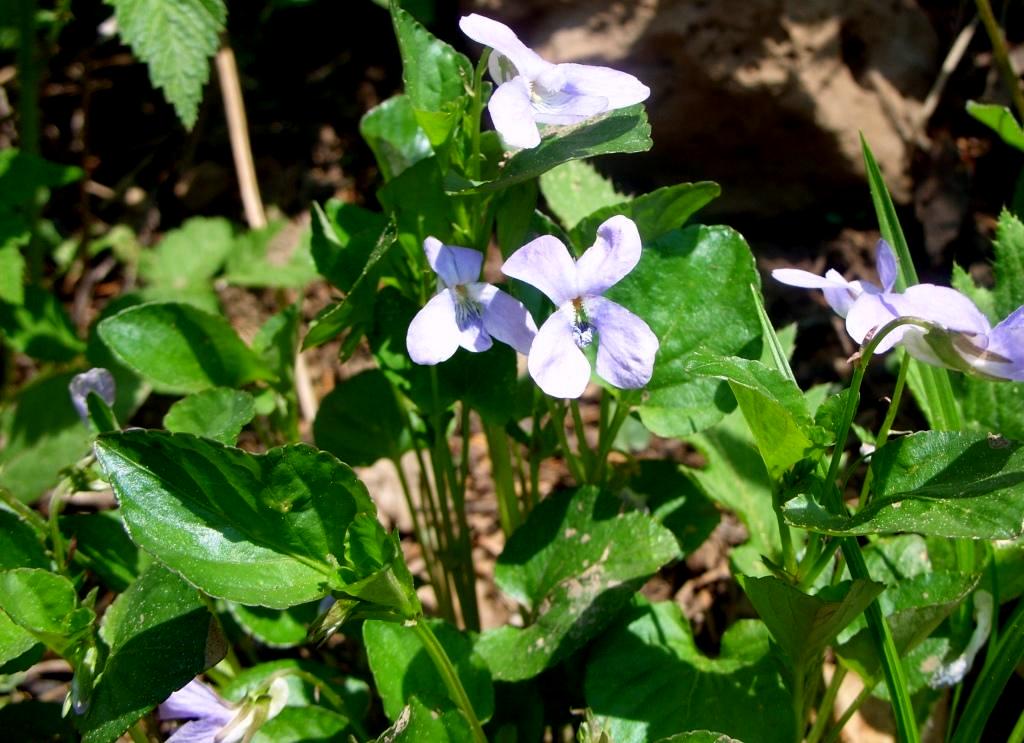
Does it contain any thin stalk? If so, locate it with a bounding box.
[857,351,911,508]
[127,721,150,743]
[975,0,1024,123]
[411,619,488,743]
[1,486,48,538]
[15,0,39,155]
[459,404,472,495]
[483,420,520,535]
[793,668,807,741]
[544,397,585,483]
[467,49,491,182]
[823,679,876,743]
[806,666,848,743]
[570,399,596,479]
[593,394,632,484]
[775,485,798,575]
[1008,707,1024,743]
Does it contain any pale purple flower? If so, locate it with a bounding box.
[459,14,650,149]
[406,237,537,365]
[159,678,288,743]
[69,368,116,426]
[773,240,1024,380]
[502,215,658,398]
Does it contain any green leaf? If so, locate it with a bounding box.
[967,101,1024,152]
[378,157,455,251]
[374,697,474,742]
[0,285,85,361]
[226,601,319,648]
[94,430,412,611]
[365,619,493,722]
[570,182,721,250]
[738,576,884,673]
[252,706,352,743]
[0,371,91,503]
[0,506,49,570]
[138,217,234,291]
[608,225,762,437]
[784,431,1024,538]
[539,160,624,231]
[78,565,224,743]
[313,369,409,466]
[686,407,781,575]
[389,1,472,146]
[163,388,255,445]
[688,355,828,479]
[98,302,274,394]
[0,244,25,305]
[311,201,388,291]
[360,94,435,181]
[105,0,227,128]
[0,612,43,673]
[221,658,370,722]
[654,734,743,743]
[475,487,679,681]
[990,209,1024,317]
[0,149,83,201]
[451,105,653,194]
[223,222,318,289]
[585,600,794,743]
[61,511,148,592]
[252,305,300,395]
[0,701,75,741]
[0,568,94,655]
[617,460,720,554]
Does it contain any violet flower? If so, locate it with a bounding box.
[406,237,537,365]
[502,215,658,398]
[773,240,1024,380]
[159,677,288,743]
[459,14,650,149]
[69,368,116,426]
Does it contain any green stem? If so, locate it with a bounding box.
[976,0,1024,123]
[775,485,798,575]
[411,619,488,743]
[823,678,876,743]
[857,351,911,508]
[468,49,491,182]
[484,420,520,535]
[1007,706,1024,743]
[806,666,847,743]
[593,394,633,483]
[127,721,150,743]
[545,396,586,483]
[950,596,1024,743]
[570,399,596,479]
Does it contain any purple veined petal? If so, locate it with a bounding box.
[887,284,992,336]
[423,237,482,287]
[576,215,643,296]
[822,273,869,318]
[457,314,493,354]
[531,66,609,125]
[165,717,226,743]
[844,294,907,352]
[556,62,651,109]
[475,283,538,355]
[588,296,658,389]
[69,368,116,426]
[488,78,542,149]
[459,14,548,80]
[528,311,592,398]
[502,235,578,306]
[875,239,898,292]
[971,304,1024,380]
[406,290,463,365]
[159,680,232,724]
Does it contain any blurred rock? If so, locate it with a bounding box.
[465,0,938,215]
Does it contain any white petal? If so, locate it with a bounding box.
[406,291,462,365]
[423,237,482,287]
[488,79,541,149]
[476,283,538,354]
[556,62,650,109]
[771,267,849,289]
[845,294,905,352]
[576,215,642,296]
[589,296,658,389]
[502,235,578,306]
[530,66,608,125]
[459,14,548,79]
[528,311,591,398]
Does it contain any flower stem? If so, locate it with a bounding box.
[411,619,488,743]
[468,49,491,183]
[484,420,521,535]
[570,399,596,478]
[544,397,586,483]
[806,666,847,743]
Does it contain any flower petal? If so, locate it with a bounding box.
[459,14,548,79]
[589,296,658,389]
[502,235,578,306]
[875,239,898,292]
[972,304,1024,380]
[165,717,226,743]
[69,367,116,426]
[844,294,905,352]
[887,285,992,335]
[822,273,869,318]
[159,680,232,724]
[556,62,651,109]
[488,78,542,149]
[476,283,538,354]
[406,290,462,365]
[771,267,849,289]
[423,237,482,287]
[531,66,608,125]
[528,311,591,398]
[576,215,642,296]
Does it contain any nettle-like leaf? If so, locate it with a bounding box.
[475,487,679,682]
[608,225,762,437]
[98,302,275,394]
[94,430,418,613]
[77,565,224,743]
[585,600,794,743]
[364,619,493,723]
[784,431,1024,539]
[450,105,653,194]
[539,160,624,232]
[138,217,234,294]
[105,0,227,128]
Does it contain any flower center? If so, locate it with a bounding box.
[571,297,594,348]
[453,284,483,330]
